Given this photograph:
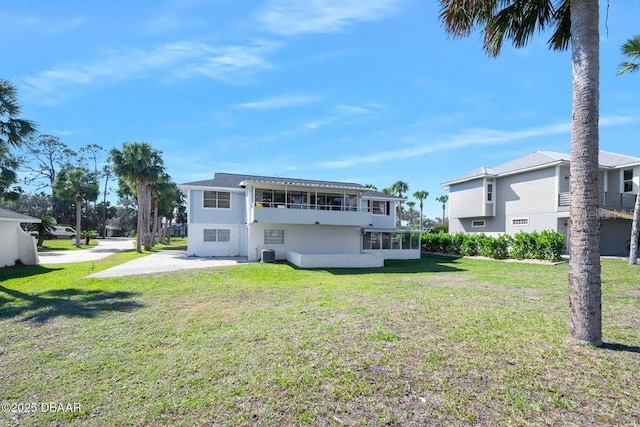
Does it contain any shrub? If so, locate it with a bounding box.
[419,230,565,261]
[460,234,479,256]
[536,230,565,261]
[511,231,537,260]
[450,232,465,254]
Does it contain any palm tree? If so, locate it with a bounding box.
[406,200,416,229]
[436,195,448,227]
[0,79,37,200]
[617,35,640,265]
[439,0,602,346]
[0,79,37,151]
[110,142,165,252]
[53,166,99,248]
[391,180,409,228]
[413,190,429,230]
[617,36,640,75]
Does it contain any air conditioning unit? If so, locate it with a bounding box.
[261,249,276,263]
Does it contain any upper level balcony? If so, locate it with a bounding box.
[250,201,373,226]
[558,191,637,211]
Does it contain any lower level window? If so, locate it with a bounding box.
[471,220,485,227]
[511,218,529,226]
[362,231,417,250]
[265,229,285,245]
[204,228,231,242]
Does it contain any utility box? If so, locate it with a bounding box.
[261,249,276,263]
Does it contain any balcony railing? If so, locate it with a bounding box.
[558,192,637,209]
[251,203,373,226]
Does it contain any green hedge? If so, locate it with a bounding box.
[421,231,565,262]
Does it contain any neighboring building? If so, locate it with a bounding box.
[442,151,640,256]
[0,207,41,268]
[179,173,421,268]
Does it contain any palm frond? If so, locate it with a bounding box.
[617,61,640,76]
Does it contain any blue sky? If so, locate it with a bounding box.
[5,1,640,219]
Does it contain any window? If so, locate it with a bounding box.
[363,231,416,250]
[371,200,387,215]
[204,229,231,242]
[486,183,493,202]
[264,229,285,245]
[471,220,485,227]
[624,169,634,193]
[511,218,529,226]
[203,191,231,209]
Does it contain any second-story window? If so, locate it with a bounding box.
[486,183,493,202]
[371,200,389,215]
[203,191,231,209]
[624,169,634,192]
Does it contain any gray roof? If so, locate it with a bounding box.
[0,206,41,223]
[181,172,403,199]
[443,150,640,186]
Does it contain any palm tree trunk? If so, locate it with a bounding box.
[135,180,145,252]
[629,192,640,264]
[143,184,153,250]
[151,197,159,248]
[442,204,446,226]
[75,199,82,248]
[568,0,602,346]
[419,202,424,230]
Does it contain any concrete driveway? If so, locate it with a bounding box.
[87,251,247,278]
[38,238,134,264]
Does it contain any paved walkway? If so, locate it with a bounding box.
[88,251,247,278]
[39,238,134,264]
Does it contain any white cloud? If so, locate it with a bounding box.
[1,14,85,34]
[258,0,404,36]
[233,94,320,110]
[320,116,636,169]
[23,40,279,103]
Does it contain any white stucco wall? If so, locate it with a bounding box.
[248,224,361,261]
[287,252,383,268]
[0,222,39,267]
[187,224,247,257]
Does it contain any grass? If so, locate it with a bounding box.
[37,238,99,252]
[0,254,638,426]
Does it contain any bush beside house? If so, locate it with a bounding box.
[422,231,565,262]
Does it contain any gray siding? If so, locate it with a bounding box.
[449,179,485,218]
[189,190,246,224]
[607,169,620,193]
[559,165,570,193]
[498,167,559,233]
[600,219,632,256]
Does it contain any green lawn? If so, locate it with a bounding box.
[37,238,99,252]
[0,255,638,426]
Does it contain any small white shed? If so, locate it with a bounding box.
[0,207,41,268]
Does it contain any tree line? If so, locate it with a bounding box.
[0,80,185,251]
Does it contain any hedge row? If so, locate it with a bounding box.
[421,231,565,262]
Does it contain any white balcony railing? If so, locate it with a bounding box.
[251,205,372,226]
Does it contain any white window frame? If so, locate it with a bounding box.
[511,217,530,226]
[203,191,231,209]
[203,228,231,243]
[371,200,387,216]
[471,220,485,228]
[623,169,634,193]
[264,229,285,245]
[486,182,494,203]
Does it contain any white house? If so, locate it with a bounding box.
[179,173,421,268]
[442,150,640,256]
[0,207,41,268]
